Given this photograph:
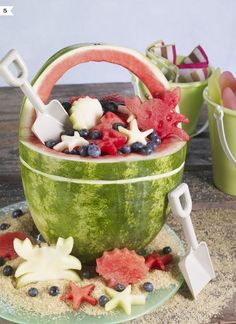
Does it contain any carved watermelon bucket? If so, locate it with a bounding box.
[19,43,187,263]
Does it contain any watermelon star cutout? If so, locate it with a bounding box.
[145,251,173,271]
[118,118,153,145]
[53,131,89,152]
[105,285,146,315]
[60,282,97,310]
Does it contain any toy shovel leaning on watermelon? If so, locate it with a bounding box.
[0,43,190,263]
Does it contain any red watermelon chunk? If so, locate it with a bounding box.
[124,88,189,141]
[96,248,149,287]
[100,93,125,105]
[0,232,29,260]
[145,251,173,271]
[92,112,127,155]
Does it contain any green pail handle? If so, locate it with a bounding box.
[204,88,236,166]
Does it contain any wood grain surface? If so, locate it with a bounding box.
[0,83,235,324]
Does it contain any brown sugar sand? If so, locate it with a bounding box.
[129,208,236,324]
[0,210,182,319]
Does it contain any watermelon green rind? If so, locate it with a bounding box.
[21,161,184,263]
[19,140,186,180]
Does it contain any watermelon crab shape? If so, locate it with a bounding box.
[96,248,149,287]
[69,97,103,130]
[124,88,189,141]
[13,237,82,288]
[53,131,89,152]
[104,285,146,315]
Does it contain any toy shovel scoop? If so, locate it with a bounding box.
[168,183,215,298]
[0,49,72,143]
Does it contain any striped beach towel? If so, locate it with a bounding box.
[146,41,209,83]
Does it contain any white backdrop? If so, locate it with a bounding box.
[0,0,235,86]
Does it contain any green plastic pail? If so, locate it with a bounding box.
[204,87,236,196]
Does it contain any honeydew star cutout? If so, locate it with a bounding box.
[105,285,146,315]
[53,131,89,152]
[118,118,153,145]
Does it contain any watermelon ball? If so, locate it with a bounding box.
[12,209,24,218]
[143,282,154,292]
[141,145,153,156]
[131,142,144,153]
[114,283,125,292]
[77,145,89,157]
[148,131,161,144]
[3,265,13,276]
[61,102,72,114]
[112,122,127,131]
[98,295,109,307]
[119,145,131,154]
[79,129,89,139]
[0,257,5,266]
[49,286,60,296]
[87,143,101,158]
[146,141,157,151]
[101,101,118,114]
[162,246,172,254]
[89,130,102,140]
[28,287,39,297]
[45,140,58,149]
[0,223,10,231]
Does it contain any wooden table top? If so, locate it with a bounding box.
[0,83,235,324]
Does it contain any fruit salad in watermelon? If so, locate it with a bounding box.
[19,43,188,263]
[44,89,189,158]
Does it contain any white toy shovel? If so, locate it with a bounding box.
[0,49,72,143]
[168,183,215,298]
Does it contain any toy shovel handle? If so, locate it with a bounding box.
[0,49,45,113]
[168,183,199,250]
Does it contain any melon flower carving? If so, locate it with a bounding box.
[105,285,146,315]
[53,131,89,152]
[118,118,153,145]
[13,237,82,288]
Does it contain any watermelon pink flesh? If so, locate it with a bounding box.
[37,48,166,104]
[219,71,236,93]
[0,232,29,260]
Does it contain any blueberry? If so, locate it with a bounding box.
[148,131,161,144]
[87,143,101,158]
[89,130,101,140]
[28,287,39,297]
[119,145,131,154]
[162,246,172,254]
[61,102,72,114]
[49,286,60,296]
[0,223,10,231]
[3,265,13,276]
[146,141,158,151]
[0,257,5,266]
[82,270,92,279]
[115,283,125,292]
[12,209,24,218]
[101,101,118,113]
[98,295,109,307]
[63,149,77,155]
[77,145,88,156]
[45,140,58,149]
[79,129,89,139]
[143,282,154,292]
[131,142,144,153]
[141,145,153,155]
[112,122,126,131]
